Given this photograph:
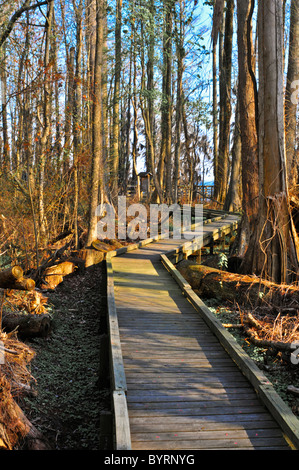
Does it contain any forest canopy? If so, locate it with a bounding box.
[0,0,297,284]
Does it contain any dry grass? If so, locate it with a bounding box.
[0,330,35,449]
[242,310,299,345]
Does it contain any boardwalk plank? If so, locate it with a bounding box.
[111,215,292,450]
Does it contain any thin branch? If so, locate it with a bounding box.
[0,0,54,48]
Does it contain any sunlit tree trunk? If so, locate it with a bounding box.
[285,0,299,188]
[216,0,234,205]
[173,0,184,202]
[223,96,242,212]
[72,0,83,249]
[111,0,122,202]
[131,14,138,187]
[146,0,155,175]
[242,0,298,283]
[212,31,218,200]
[232,0,259,257]
[158,0,173,202]
[139,9,163,203]
[86,0,97,150]
[87,0,108,246]
[1,43,9,169]
[38,0,54,244]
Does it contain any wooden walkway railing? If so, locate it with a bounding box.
[105,211,299,450]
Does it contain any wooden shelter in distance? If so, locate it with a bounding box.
[137,172,152,200]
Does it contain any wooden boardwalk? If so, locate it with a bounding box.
[109,215,294,450]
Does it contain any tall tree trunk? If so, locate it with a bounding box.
[38,0,54,245]
[146,0,155,175]
[131,14,138,187]
[1,43,9,169]
[213,6,224,200]
[216,0,234,205]
[158,0,173,202]
[123,39,132,192]
[242,0,299,283]
[86,0,97,150]
[285,0,299,189]
[52,12,62,169]
[111,0,122,202]
[232,0,259,257]
[87,0,108,246]
[173,0,184,203]
[16,18,30,175]
[223,95,242,212]
[139,10,163,203]
[212,32,218,201]
[73,0,83,249]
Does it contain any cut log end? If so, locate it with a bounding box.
[0,266,35,291]
[11,266,23,280]
[0,266,29,289]
[13,278,36,291]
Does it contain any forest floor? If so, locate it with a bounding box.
[19,261,111,450]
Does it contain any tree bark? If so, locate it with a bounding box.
[38,0,54,245]
[285,0,299,188]
[242,0,299,283]
[131,13,139,187]
[0,267,34,291]
[215,0,234,204]
[173,0,184,202]
[0,266,23,285]
[212,32,218,200]
[86,0,108,246]
[111,0,122,202]
[2,312,52,338]
[154,0,174,203]
[146,0,155,175]
[223,95,242,212]
[1,43,9,168]
[232,0,259,257]
[163,0,173,202]
[177,260,299,306]
[86,0,97,149]
[72,0,83,250]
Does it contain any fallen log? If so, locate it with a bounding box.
[12,277,35,291]
[91,239,115,252]
[0,266,36,291]
[78,248,105,268]
[176,260,299,307]
[0,266,23,283]
[40,260,76,290]
[2,311,52,338]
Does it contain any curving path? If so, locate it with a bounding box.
[109,214,295,450]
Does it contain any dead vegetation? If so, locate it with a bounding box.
[0,330,51,450]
